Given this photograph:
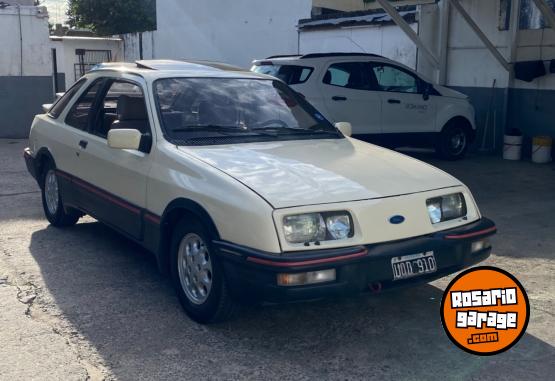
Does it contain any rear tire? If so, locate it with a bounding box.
[170,217,237,324]
[40,162,80,227]
[436,122,470,160]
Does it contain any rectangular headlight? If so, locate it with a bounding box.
[282,211,353,244]
[426,193,467,224]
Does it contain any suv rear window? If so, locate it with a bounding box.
[252,64,313,85]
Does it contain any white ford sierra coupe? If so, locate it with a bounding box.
[24,60,496,323]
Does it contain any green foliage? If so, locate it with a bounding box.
[67,0,156,35]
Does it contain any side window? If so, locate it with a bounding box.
[48,79,87,118]
[65,79,104,131]
[372,64,420,93]
[322,62,371,90]
[253,64,314,85]
[91,80,150,138]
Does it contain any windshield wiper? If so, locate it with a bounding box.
[171,125,248,134]
[171,124,279,138]
[252,126,339,136]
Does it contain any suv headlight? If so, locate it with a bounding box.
[283,211,353,244]
[426,193,467,224]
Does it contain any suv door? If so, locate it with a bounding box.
[67,75,153,239]
[370,63,436,134]
[319,62,381,135]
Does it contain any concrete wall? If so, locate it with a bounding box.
[0,5,55,138]
[0,6,51,76]
[299,23,418,69]
[140,0,312,67]
[122,31,156,61]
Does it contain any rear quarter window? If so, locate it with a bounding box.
[253,64,314,85]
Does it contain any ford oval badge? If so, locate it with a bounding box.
[389,215,405,225]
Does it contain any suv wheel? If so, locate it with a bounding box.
[170,217,237,323]
[40,162,80,227]
[436,122,470,160]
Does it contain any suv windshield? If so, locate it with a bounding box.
[154,78,341,146]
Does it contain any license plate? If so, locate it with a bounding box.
[391,251,437,281]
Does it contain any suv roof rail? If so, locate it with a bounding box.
[300,52,385,59]
[265,54,303,59]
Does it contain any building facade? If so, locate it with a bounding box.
[0,1,53,138]
[123,0,313,68]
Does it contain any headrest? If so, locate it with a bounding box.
[323,70,332,84]
[117,95,148,120]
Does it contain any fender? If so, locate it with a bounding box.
[155,198,221,275]
[33,147,56,184]
[435,101,476,133]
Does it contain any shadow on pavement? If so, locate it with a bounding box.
[29,221,555,380]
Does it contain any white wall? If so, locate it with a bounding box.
[0,5,51,76]
[152,0,312,67]
[426,0,554,90]
[443,0,511,88]
[122,31,156,61]
[299,23,418,69]
[50,37,123,89]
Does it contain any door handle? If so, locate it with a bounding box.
[332,96,347,101]
[388,99,401,104]
[79,140,88,149]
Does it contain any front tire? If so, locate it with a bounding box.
[436,122,470,160]
[40,163,80,227]
[170,217,237,323]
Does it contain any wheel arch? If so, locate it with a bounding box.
[34,147,56,185]
[156,198,221,275]
[441,116,476,142]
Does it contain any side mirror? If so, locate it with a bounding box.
[107,129,142,150]
[335,122,352,137]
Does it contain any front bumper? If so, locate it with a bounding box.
[214,218,496,303]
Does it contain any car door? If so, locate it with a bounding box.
[52,78,107,209]
[370,63,436,134]
[319,61,382,136]
[68,76,153,239]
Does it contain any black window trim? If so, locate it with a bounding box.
[47,78,87,119]
[64,77,108,132]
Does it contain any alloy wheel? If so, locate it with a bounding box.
[177,233,213,305]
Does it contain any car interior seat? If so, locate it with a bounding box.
[110,95,150,134]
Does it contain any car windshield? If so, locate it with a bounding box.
[154,77,341,145]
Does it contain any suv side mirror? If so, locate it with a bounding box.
[335,122,352,137]
[107,129,142,150]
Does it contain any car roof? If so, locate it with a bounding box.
[89,59,271,80]
[252,52,393,65]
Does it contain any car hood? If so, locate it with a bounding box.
[178,138,462,209]
[434,84,469,100]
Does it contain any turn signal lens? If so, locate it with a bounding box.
[472,239,490,253]
[277,269,336,286]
